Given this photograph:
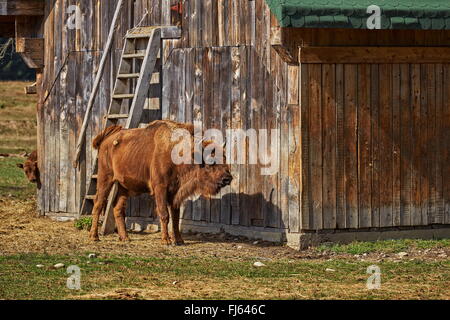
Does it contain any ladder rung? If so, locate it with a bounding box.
[117,73,140,79]
[107,114,129,120]
[126,32,152,39]
[85,195,95,200]
[123,53,146,59]
[112,94,135,99]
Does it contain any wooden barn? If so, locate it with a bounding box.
[2,0,450,248]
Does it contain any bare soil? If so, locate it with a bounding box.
[1,199,449,264]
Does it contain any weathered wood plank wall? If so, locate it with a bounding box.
[39,0,292,230]
[299,63,450,230]
[38,0,450,234]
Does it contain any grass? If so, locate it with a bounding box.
[316,239,450,255]
[0,156,35,199]
[0,253,448,300]
[0,81,37,121]
[0,81,37,154]
[0,81,37,198]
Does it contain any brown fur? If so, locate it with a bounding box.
[92,125,123,150]
[17,150,40,188]
[89,120,232,245]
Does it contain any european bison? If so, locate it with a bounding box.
[17,150,40,188]
[89,120,232,245]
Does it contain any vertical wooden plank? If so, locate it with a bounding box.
[217,0,225,47]
[379,64,393,227]
[300,64,311,230]
[211,0,218,46]
[149,0,161,25]
[220,47,232,225]
[358,64,372,228]
[344,64,358,229]
[443,65,450,224]
[223,0,232,46]
[177,49,186,122]
[411,64,422,226]
[230,46,241,226]
[434,64,444,224]
[182,47,194,221]
[427,64,437,224]
[264,59,279,229]
[161,0,170,25]
[202,47,213,222]
[231,0,239,46]
[209,47,221,223]
[400,64,412,226]
[238,46,250,227]
[161,40,173,120]
[371,64,380,228]
[247,46,263,226]
[279,90,290,229]
[288,103,301,232]
[239,0,249,45]
[181,0,190,47]
[392,64,401,226]
[52,0,63,214]
[309,64,322,230]
[192,47,204,221]
[322,64,336,229]
[335,64,345,229]
[202,0,213,47]
[419,64,430,226]
[58,0,69,214]
[67,43,77,212]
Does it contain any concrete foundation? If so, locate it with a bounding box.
[288,226,450,250]
[48,213,450,250]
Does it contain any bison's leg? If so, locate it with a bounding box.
[113,186,130,241]
[89,176,114,241]
[154,186,171,246]
[170,206,184,245]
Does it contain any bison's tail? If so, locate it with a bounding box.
[93,125,122,149]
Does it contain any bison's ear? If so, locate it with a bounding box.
[16,163,24,169]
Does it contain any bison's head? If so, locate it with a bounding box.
[17,159,39,184]
[196,141,233,197]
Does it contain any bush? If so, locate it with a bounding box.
[74,217,92,231]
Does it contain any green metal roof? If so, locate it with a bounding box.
[266,0,450,29]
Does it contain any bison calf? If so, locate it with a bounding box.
[17,150,40,188]
[89,120,232,245]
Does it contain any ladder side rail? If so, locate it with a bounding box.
[126,29,161,129]
[73,0,125,168]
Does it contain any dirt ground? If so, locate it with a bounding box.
[1,198,449,263]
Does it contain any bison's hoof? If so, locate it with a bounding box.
[172,239,185,246]
[161,238,172,246]
[89,236,100,242]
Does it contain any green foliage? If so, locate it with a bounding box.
[74,217,93,231]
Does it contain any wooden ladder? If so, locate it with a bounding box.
[79,27,163,234]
